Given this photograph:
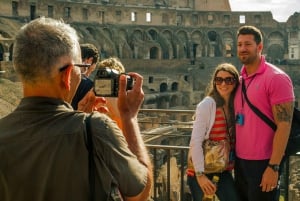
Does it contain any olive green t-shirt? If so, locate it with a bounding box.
[0,97,147,201]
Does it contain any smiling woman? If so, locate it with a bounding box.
[187,63,240,201]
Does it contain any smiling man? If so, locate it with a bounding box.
[234,25,294,201]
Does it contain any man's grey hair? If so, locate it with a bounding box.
[13,17,79,82]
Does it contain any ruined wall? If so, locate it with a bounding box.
[0,0,300,109]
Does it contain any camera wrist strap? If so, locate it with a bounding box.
[241,78,276,131]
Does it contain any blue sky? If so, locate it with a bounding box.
[229,0,300,22]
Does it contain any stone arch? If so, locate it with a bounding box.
[267,31,285,47]
[86,27,96,36]
[160,82,168,92]
[207,30,222,57]
[170,95,179,107]
[94,27,115,58]
[207,30,217,41]
[267,44,284,64]
[117,29,132,58]
[83,26,114,58]
[157,96,169,109]
[162,30,172,41]
[175,30,189,58]
[150,46,159,59]
[0,30,12,41]
[191,30,203,59]
[145,28,164,59]
[161,29,174,59]
[103,28,113,40]
[182,95,190,106]
[177,30,189,42]
[266,31,285,63]
[171,82,178,91]
[148,29,158,41]
[130,29,145,59]
[75,26,97,44]
[221,31,234,57]
[118,29,127,41]
[144,94,157,105]
[131,29,144,41]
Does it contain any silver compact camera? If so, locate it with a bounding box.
[93,67,133,97]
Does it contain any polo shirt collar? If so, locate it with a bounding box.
[241,55,267,79]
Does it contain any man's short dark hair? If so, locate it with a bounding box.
[80,43,99,64]
[237,25,263,44]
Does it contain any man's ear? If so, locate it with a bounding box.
[62,65,72,91]
[258,42,263,53]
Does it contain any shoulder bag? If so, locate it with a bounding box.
[187,109,231,175]
[85,114,123,201]
[241,79,300,157]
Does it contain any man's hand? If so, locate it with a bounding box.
[260,167,278,192]
[117,73,144,119]
[77,90,109,113]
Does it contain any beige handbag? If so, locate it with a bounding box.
[187,138,230,175]
[202,139,230,173]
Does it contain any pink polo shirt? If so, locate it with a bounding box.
[234,56,294,160]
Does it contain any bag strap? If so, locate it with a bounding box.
[241,78,277,131]
[85,114,95,201]
[85,114,124,201]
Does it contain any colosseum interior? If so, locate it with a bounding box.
[0,0,300,200]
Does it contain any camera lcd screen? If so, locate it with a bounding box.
[94,79,113,96]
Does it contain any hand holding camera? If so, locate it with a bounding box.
[93,67,133,97]
[117,72,144,119]
[77,90,109,113]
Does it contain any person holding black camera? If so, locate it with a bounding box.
[93,57,131,130]
[0,17,152,201]
[71,43,99,110]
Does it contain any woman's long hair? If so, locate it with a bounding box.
[205,63,240,125]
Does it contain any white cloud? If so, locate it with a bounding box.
[229,0,300,22]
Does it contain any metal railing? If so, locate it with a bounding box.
[146,144,300,201]
[140,109,300,201]
[284,154,300,201]
[146,144,190,201]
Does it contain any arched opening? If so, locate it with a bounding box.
[160,83,168,92]
[150,47,159,59]
[170,95,179,107]
[171,82,178,91]
[267,44,284,64]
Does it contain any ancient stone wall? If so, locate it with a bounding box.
[0,0,300,108]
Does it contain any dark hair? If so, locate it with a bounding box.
[80,43,99,64]
[237,25,263,44]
